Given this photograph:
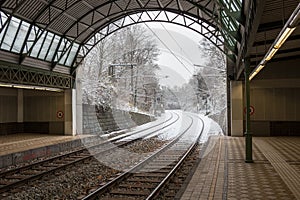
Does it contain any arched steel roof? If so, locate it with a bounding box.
[0,0,243,77]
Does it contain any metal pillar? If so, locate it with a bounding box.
[244,58,253,163]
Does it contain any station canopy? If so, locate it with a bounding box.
[0,0,243,78]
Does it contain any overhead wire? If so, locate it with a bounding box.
[143,22,193,75]
[158,22,195,64]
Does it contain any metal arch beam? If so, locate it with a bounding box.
[54,0,240,47]
[74,14,236,68]
[3,0,236,46]
[79,20,236,62]
[60,5,238,69]
[0,0,239,72]
[60,0,220,40]
[185,0,241,44]
[79,7,226,44]
[236,0,266,80]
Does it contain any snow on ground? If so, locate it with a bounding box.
[106,110,223,144]
[116,111,179,141]
[144,110,184,140]
[198,114,224,144]
[143,110,224,143]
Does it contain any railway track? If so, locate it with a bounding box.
[0,111,180,194]
[82,112,205,200]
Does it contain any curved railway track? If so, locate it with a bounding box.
[0,111,180,194]
[82,112,205,200]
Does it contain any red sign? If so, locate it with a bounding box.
[244,106,255,116]
[56,110,64,119]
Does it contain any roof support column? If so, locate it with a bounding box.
[73,64,83,135]
[230,80,243,136]
[64,89,72,135]
[244,57,253,163]
[17,89,23,123]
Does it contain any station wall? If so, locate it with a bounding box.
[23,90,64,134]
[0,88,17,123]
[0,88,65,135]
[250,58,300,136]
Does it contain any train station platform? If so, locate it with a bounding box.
[180,136,300,200]
[0,133,93,168]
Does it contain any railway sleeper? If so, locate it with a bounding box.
[133,172,167,177]
[126,177,162,183]
[100,195,137,200]
[141,168,171,173]
[143,165,173,170]
[119,182,157,189]
[4,175,28,179]
[110,188,150,196]
[19,170,40,175]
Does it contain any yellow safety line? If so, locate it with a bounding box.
[255,139,300,199]
[208,137,222,200]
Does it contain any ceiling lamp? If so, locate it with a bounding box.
[249,3,300,81]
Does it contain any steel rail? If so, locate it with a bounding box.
[82,112,204,200]
[0,111,179,194]
[146,114,205,199]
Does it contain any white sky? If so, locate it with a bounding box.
[144,22,207,87]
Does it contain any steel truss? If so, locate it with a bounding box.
[76,10,237,68]
[0,62,72,89]
[0,0,245,75]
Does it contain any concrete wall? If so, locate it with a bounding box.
[0,87,17,123]
[23,90,64,134]
[0,88,65,135]
[82,104,152,135]
[230,81,244,136]
[250,58,300,136]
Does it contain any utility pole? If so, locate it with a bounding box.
[109,63,137,106]
[244,57,253,163]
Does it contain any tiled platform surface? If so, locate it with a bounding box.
[181,136,300,200]
[0,133,92,156]
[0,133,93,168]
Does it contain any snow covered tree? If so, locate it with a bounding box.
[198,38,227,133]
[197,38,227,114]
[81,24,160,112]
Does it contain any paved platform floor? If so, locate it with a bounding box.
[0,133,90,156]
[181,136,300,200]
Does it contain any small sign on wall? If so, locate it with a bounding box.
[56,110,64,119]
[244,106,255,116]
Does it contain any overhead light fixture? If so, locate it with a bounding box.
[255,64,265,73]
[0,82,63,92]
[249,71,257,81]
[13,85,34,89]
[265,48,279,61]
[45,88,63,92]
[34,87,47,91]
[0,83,13,87]
[249,3,300,81]
[274,27,296,49]
[249,64,264,81]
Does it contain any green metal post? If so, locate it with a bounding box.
[244,58,253,163]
